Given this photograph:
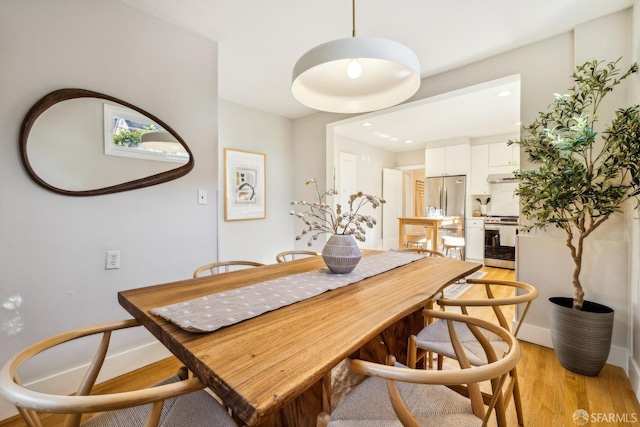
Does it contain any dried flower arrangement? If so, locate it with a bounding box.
[290,179,386,246]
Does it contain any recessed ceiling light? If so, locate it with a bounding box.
[405,139,413,144]
[362,122,372,127]
[389,137,399,142]
[378,133,390,139]
[497,90,512,97]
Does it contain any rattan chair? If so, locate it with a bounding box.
[0,319,237,427]
[317,310,521,427]
[193,260,264,278]
[275,250,320,263]
[407,279,538,426]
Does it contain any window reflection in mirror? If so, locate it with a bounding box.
[104,104,188,163]
[21,89,193,196]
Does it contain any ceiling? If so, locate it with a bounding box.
[123,0,635,150]
[332,75,521,152]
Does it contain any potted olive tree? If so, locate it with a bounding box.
[511,59,640,376]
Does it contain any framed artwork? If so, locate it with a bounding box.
[224,148,266,221]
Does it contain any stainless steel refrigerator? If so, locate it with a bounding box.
[424,175,466,235]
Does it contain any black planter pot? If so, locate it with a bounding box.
[549,297,614,376]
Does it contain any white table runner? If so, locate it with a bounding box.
[150,251,424,333]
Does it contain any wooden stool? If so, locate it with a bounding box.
[404,226,433,249]
[442,236,465,260]
[404,233,427,248]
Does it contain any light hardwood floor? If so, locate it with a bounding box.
[1,267,639,426]
[462,268,640,426]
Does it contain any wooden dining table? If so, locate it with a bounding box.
[118,250,481,426]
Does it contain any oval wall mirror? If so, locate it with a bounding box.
[20,88,194,196]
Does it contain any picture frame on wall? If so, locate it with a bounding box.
[224,148,266,221]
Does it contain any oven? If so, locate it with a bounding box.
[484,215,518,269]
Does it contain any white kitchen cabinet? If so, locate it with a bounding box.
[470,144,489,195]
[425,144,469,177]
[465,218,484,263]
[488,142,520,173]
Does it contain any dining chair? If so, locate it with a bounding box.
[396,247,446,258]
[317,310,521,427]
[193,260,265,278]
[275,250,320,263]
[407,278,538,426]
[0,319,237,427]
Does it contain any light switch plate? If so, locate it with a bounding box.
[198,190,207,205]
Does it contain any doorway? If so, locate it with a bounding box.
[326,74,521,251]
[402,168,426,246]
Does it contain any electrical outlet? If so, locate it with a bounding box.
[106,250,120,270]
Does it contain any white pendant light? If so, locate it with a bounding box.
[292,0,420,114]
[140,131,186,153]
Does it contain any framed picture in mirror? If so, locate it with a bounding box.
[224,148,266,221]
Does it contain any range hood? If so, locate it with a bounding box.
[487,173,517,183]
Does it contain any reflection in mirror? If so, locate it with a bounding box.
[21,89,194,196]
[103,103,188,163]
[140,131,188,155]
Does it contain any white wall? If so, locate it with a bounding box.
[292,111,345,252]
[332,134,397,250]
[396,149,426,168]
[628,0,640,397]
[0,0,218,419]
[217,100,295,264]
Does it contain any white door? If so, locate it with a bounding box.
[382,168,403,250]
[339,152,357,209]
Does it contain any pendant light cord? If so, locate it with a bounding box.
[352,0,356,37]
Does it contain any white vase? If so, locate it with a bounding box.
[321,234,362,274]
[480,205,487,216]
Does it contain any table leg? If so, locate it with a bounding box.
[432,226,440,252]
[356,309,424,365]
[398,219,404,249]
[255,380,323,427]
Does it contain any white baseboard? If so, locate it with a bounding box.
[0,341,172,422]
[517,322,629,372]
[629,357,640,402]
[516,321,553,348]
